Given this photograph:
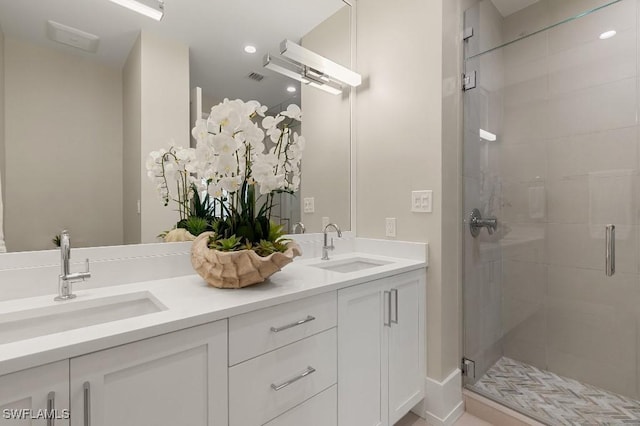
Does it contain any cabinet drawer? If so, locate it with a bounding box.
[229,291,337,365]
[264,385,337,426]
[229,328,337,426]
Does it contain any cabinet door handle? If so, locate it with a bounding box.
[270,366,316,391]
[606,224,615,277]
[83,382,91,426]
[391,288,398,325]
[47,391,55,426]
[270,315,316,332]
[384,291,391,327]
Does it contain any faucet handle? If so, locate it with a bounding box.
[82,258,91,275]
[330,237,334,249]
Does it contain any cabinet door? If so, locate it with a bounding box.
[338,279,389,426]
[70,321,228,426]
[388,271,425,425]
[0,360,69,426]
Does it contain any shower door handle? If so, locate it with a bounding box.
[606,224,615,277]
[469,208,497,238]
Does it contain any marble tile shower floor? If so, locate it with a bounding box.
[470,357,640,425]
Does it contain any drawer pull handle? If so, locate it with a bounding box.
[271,366,317,391]
[83,381,91,426]
[47,391,55,426]
[270,315,316,333]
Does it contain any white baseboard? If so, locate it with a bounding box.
[422,368,464,426]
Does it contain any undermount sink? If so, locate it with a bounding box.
[311,257,392,273]
[0,291,166,345]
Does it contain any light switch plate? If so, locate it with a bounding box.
[385,218,396,237]
[411,190,433,213]
[303,197,315,213]
[322,217,330,228]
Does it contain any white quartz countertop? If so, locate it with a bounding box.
[0,251,426,376]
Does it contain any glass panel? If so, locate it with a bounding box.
[463,0,640,422]
[464,0,623,59]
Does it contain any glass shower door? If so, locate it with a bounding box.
[462,0,640,423]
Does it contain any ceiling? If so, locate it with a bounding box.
[0,0,347,108]
[490,0,539,17]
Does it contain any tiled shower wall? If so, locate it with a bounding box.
[463,0,640,400]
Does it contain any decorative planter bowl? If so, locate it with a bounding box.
[190,231,302,289]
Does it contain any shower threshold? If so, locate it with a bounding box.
[468,357,640,425]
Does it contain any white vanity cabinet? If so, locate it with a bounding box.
[69,320,228,426]
[0,360,70,426]
[228,292,338,426]
[337,270,425,426]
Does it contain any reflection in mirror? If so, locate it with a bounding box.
[0,0,352,252]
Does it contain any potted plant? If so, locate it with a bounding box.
[146,99,304,288]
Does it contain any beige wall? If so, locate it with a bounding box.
[356,0,466,382]
[123,36,142,245]
[4,37,123,251]
[301,6,351,233]
[138,32,190,243]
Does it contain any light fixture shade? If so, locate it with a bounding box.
[264,54,310,84]
[280,39,361,87]
[264,54,343,95]
[108,0,164,21]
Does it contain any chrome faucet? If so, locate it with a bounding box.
[322,223,342,260]
[55,230,91,301]
[292,222,306,234]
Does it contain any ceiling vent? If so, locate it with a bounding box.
[46,20,100,53]
[247,72,265,82]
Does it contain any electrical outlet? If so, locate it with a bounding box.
[303,197,315,213]
[385,217,396,237]
[322,217,330,228]
[411,190,433,213]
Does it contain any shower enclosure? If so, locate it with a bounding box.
[462,0,640,423]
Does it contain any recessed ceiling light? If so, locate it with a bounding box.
[244,45,257,54]
[286,86,296,93]
[599,30,616,40]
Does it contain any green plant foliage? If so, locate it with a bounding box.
[253,239,290,257]
[185,216,209,236]
[208,234,242,252]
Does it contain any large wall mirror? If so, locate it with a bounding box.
[0,0,353,253]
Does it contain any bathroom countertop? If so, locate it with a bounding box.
[0,250,426,376]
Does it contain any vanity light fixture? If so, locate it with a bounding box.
[599,30,616,40]
[264,53,310,84]
[107,0,164,21]
[264,53,345,95]
[280,39,362,88]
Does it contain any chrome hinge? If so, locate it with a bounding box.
[462,71,477,91]
[463,26,474,41]
[461,357,476,378]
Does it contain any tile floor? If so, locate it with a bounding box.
[471,357,640,425]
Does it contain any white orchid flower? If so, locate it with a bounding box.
[211,134,240,155]
[215,154,237,176]
[280,104,302,121]
[261,114,285,130]
[191,119,209,141]
[219,175,242,193]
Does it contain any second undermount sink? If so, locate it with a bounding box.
[311,257,392,273]
[0,291,167,345]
